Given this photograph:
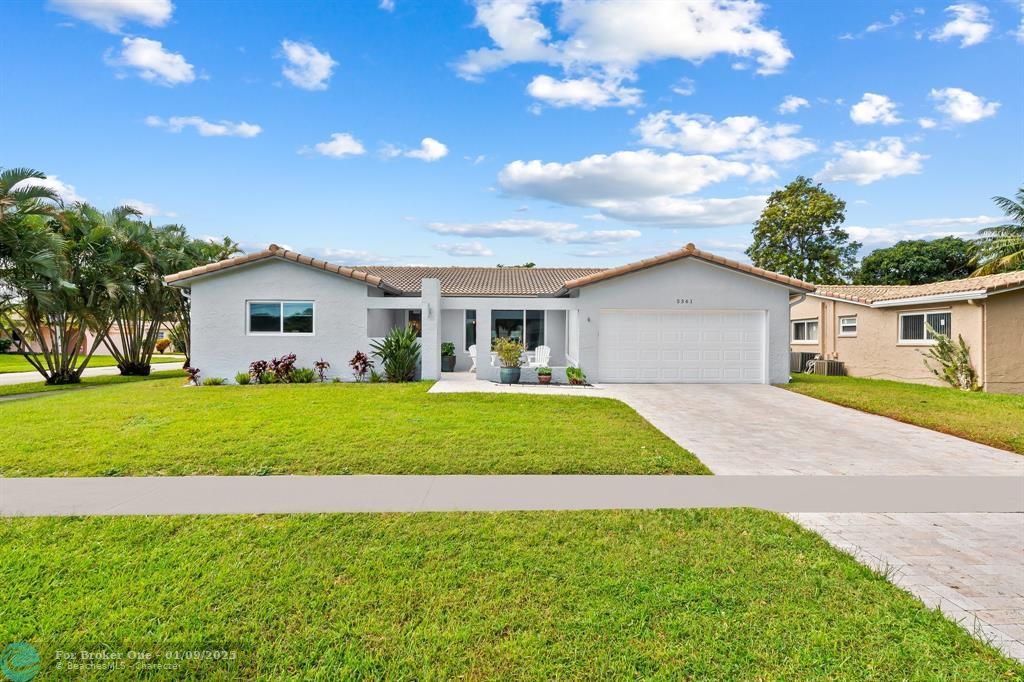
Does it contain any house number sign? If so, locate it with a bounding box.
[676,298,694,305]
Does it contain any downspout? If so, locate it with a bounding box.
[969,299,986,390]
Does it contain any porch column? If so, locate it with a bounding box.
[420,278,442,380]
[475,305,496,382]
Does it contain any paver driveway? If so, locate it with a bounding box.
[603,383,1024,476]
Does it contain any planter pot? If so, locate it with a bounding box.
[441,355,456,372]
[499,367,521,384]
[538,375,552,385]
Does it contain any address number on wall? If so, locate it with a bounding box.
[676,298,694,305]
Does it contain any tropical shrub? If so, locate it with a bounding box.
[922,327,980,391]
[369,369,383,383]
[0,338,12,353]
[167,323,187,358]
[155,338,171,354]
[441,341,455,357]
[566,366,587,385]
[234,372,251,385]
[314,358,331,382]
[249,359,269,383]
[260,371,278,384]
[291,367,316,383]
[370,326,420,382]
[202,377,225,386]
[185,367,201,386]
[493,337,524,368]
[349,351,373,382]
[269,353,297,383]
[537,366,552,376]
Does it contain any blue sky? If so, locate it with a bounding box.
[2,0,1021,267]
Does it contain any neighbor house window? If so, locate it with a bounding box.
[247,301,314,335]
[491,310,545,350]
[899,311,951,343]
[838,315,857,336]
[791,319,819,343]
[464,310,476,350]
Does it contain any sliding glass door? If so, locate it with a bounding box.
[491,310,545,350]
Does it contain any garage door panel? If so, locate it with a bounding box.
[599,309,765,384]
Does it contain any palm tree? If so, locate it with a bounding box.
[973,186,1024,275]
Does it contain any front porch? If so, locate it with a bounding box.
[432,368,602,395]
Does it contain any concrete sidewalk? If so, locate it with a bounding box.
[2,474,1021,517]
[0,360,183,386]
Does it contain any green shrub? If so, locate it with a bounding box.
[922,327,980,391]
[260,371,278,384]
[370,325,421,382]
[537,366,552,376]
[493,337,524,368]
[369,369,383,383]
[202,377,226,386]
[291,367,316,383]
[234,372,251,385]
[566,366,587,385]
[441,341,455,357]
[0,338,12,353]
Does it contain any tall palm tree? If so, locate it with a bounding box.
[0,167,63,320]
[973,186,1024,275]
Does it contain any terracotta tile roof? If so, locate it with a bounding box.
[356,266,604,296]
[813,271,1024,304]
[164,244,401,293]
[561,243,815,292]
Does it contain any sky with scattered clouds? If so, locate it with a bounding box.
[3,0,1021,266]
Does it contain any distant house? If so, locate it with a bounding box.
[790,272,1024,394]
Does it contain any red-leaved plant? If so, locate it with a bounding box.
[185,367,201,386]
[269,354,297,383]
[350,351,374,382]
[314,358,331,383]
[249,359,269,383]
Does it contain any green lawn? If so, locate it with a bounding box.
[782,374,1024,455]
[1,510,1018,680]
[0,352,183,373]
[0,368,186,398]
[0,378,706,476]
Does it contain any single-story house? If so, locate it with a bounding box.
[164,243,814,384]
[790,271,1024,394]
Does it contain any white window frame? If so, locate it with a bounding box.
[838,315,858,337]
[791,319,819,344]
[897,310,951,346]
[246,300,316,336]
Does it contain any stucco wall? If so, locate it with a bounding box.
[984,289,1024,394]
[189,258,373,382]
[574,258,794,384]
[790,297,986,387]
[440,308,473,372]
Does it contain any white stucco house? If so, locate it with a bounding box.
[164,243,814,384]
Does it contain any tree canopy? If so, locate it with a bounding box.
[855,237,975,285]
[745,176,859,284]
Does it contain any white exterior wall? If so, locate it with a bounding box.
[189,259,380,382]
[573,258,793,384]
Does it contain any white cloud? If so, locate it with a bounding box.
[279,40,337,91]
[464,154,487,164]
[816,137,926,185]
[846,225,975,245]
[14,174,85,204]
[434,241,495,257]
[866,11,905,32]
[121,198,176,218]
[526,74,641,108]
[849,93,903,125]
[777,95,809,114]
[1017,3,1024,43]
[929,87,999,123]
[903,214,1002,228]
[636,111,817,162]
[592,195,768,226]
[930,3,992,47]
[379,0,395,11]
[672,77,696,96]
[918,117,937,129]
[426,219,640,244]
[146,115,262,138]
[384,138,449,162]
[456,0,792,108]
[310,132,366,158]
[105,37,195,86]
[48,0,172,32]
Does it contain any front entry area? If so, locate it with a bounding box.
[597,309,765,383]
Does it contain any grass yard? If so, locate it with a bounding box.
[0,369,186,398]
[0,352,183,374]
[782,374,1024,455]
[1,510,1018,680]
[0,377,706,476]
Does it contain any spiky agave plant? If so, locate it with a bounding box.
[921,326,979,391]
[370,325,420,382]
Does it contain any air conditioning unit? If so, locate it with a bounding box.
[811,359,846,376]
[790,351,818,373]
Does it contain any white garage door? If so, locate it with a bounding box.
[598,310,765,383]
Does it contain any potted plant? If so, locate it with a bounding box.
[566,366,587,386]
[537,366,552,385]
[493,337,524,384]
[441,341,456,372]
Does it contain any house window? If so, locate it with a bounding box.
[899,311,951,343]
[247,301,314,335]
[464,310,476,350]
[838,316,857,336]
[407,310,422,338]
[791,319,819,343]
[491,310,545,350]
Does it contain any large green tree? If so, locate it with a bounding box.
[855,237,975,285]
[0,168,63,319]
[972,186,1024,275]
[746,176,859,284]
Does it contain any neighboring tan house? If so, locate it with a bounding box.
[164,243,814,385]
[790,272,1024,394]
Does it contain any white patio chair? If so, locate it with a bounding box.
[529,345,551,368]
[468,344,477,372]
